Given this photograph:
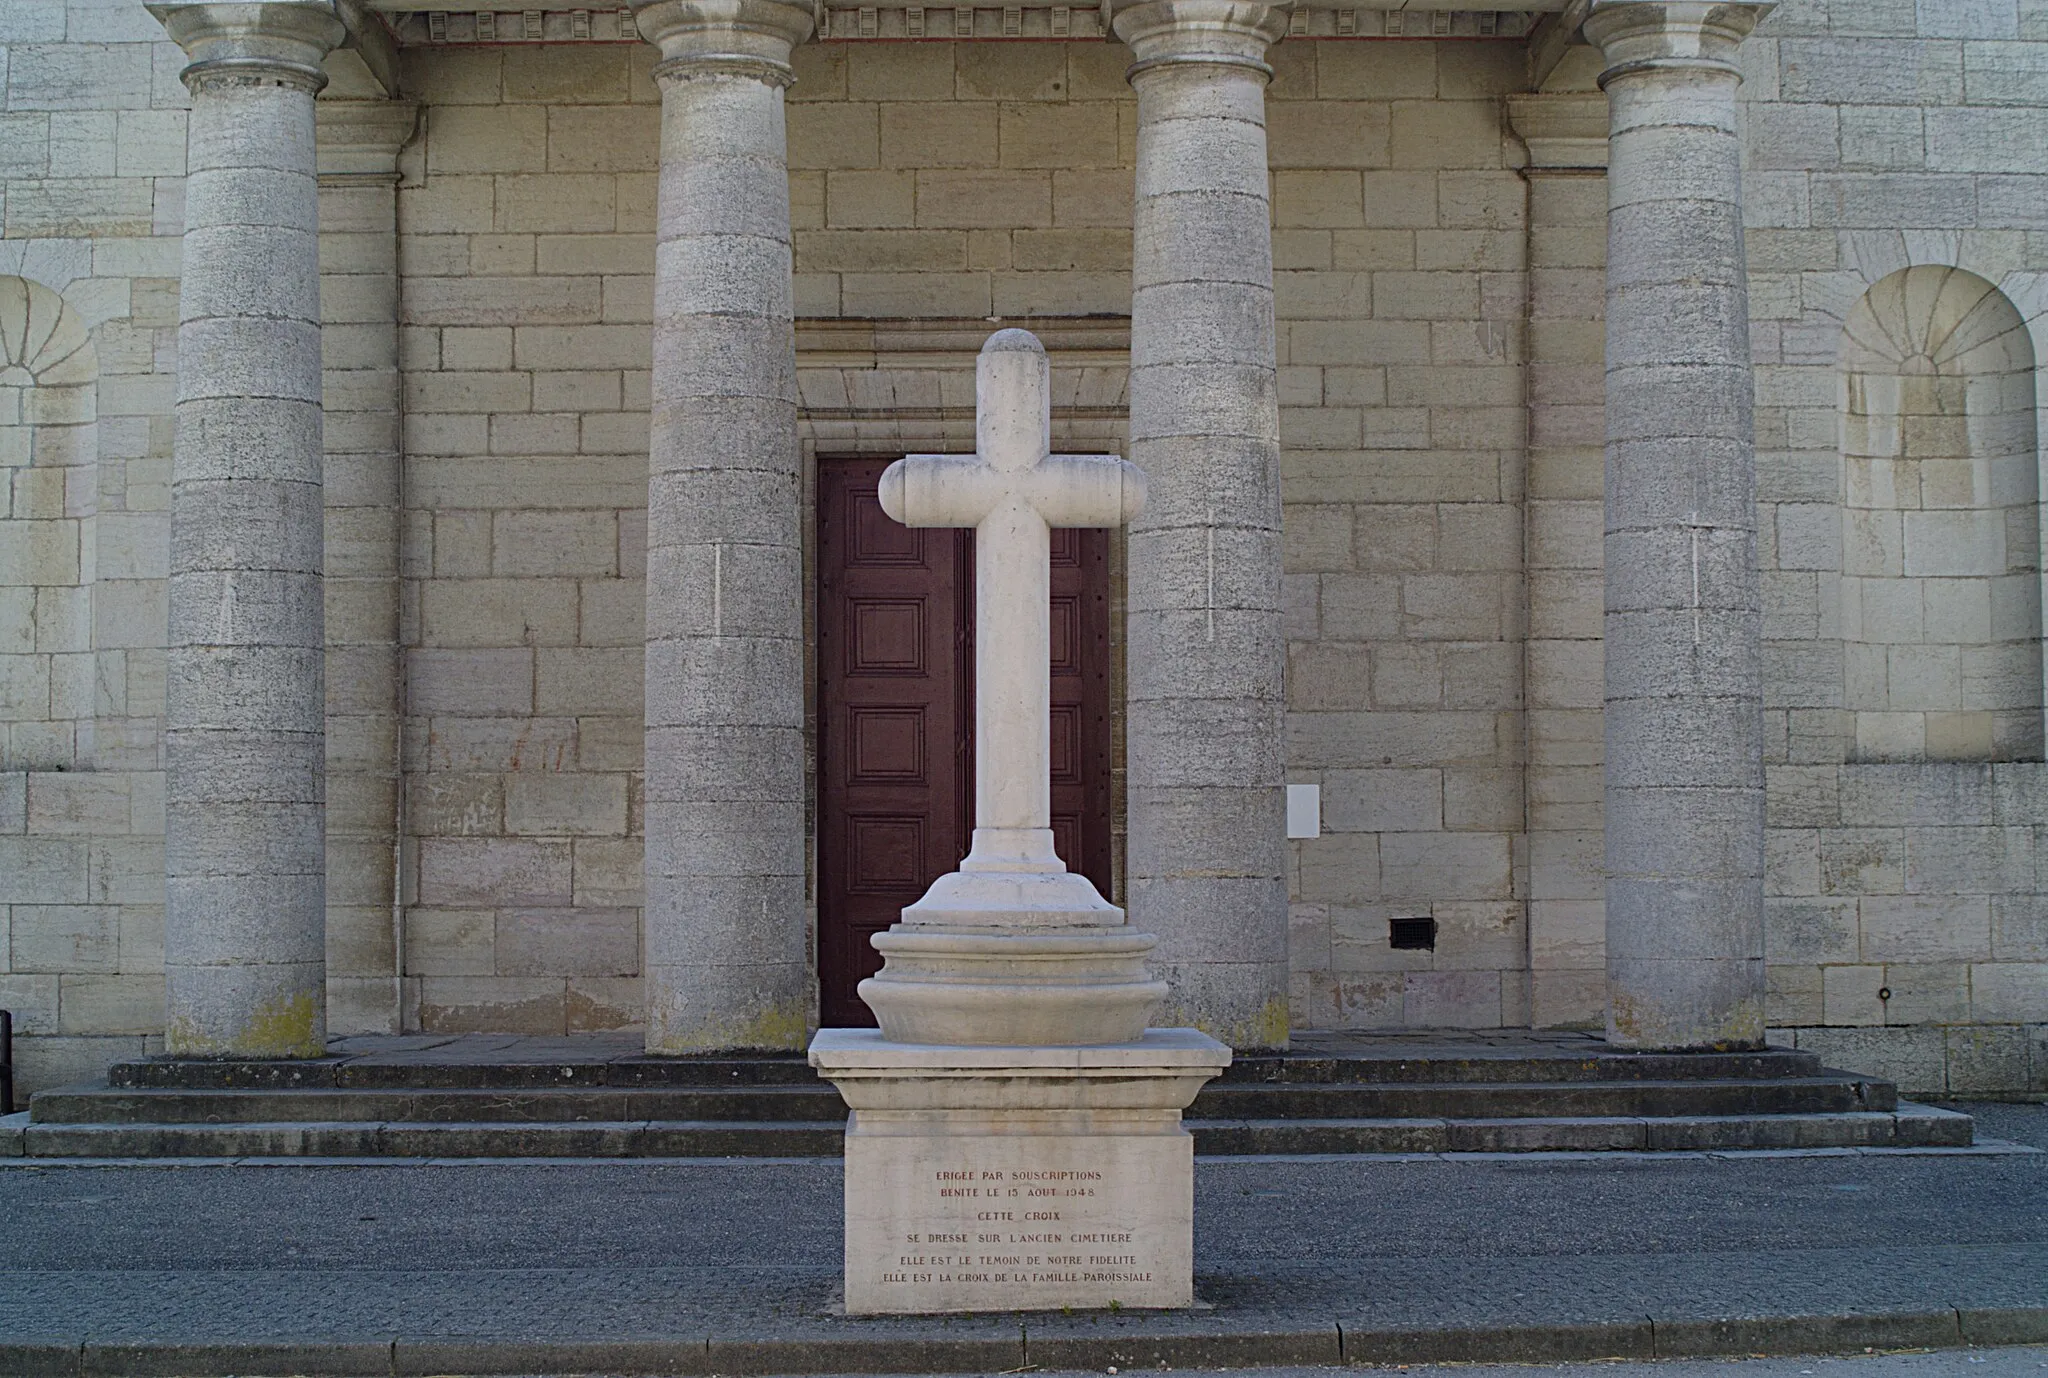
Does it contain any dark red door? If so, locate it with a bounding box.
[817,456,1112,1027]
[1044,526,1112,894]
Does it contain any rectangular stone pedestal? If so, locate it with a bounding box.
[809,1028,1231,1315]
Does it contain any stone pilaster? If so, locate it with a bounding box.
[1508,93,1611,1031]
[632,0,815,1053]
[316,99,417,1034]
[1582,0,1773,1050]
[148,0,346,1056]
[1111,0,1291,1050]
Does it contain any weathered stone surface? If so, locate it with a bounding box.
[6,5,2048,1096]
[1584,1,1772,1052]
[1115,0,1292,1052]
[151,0,346,1059]
[631,0,814,1053]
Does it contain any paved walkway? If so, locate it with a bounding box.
[1067,1353,2048,1376]
[3,1102,2045,1375]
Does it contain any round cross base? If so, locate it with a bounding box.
[860,926,1167,1045]
[897,864,1125,927]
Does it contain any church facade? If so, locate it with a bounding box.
[4,0,2048,1097]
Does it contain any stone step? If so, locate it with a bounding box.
[9,1104,1973,1159]
[1191,1076,1890,1119]
[1219,1049,1829,1085]
[28,1085,851,1125]
[101,1046,1831,1092]
[1186,1103,1975,1154]
[34,1073,1889,1127]
[30,1035,1954,1162]
[107,1053,826,1091]
[16,1119,848,1158]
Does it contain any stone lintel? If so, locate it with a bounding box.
[368,0,1565,8]
[330,0,403,95]
[379,2,1544,44]
[1525,10,1605,92]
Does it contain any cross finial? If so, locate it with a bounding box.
[976,328,1052,473]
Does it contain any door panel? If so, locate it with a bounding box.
[817,458,970,1028]
[1046,526,1111,893]
[817,457,1113,1027]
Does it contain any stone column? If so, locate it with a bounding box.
[1111,0,1291,1049]
[149,0,345,1057]
[632,0,815,1053]
[1582,0,1772,1050]
[317,100,417,1034]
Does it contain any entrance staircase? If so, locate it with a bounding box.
[4,1029,1972,1158]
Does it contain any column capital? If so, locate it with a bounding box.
[146,0,346,93]
[1576,1,1773,86]
[631,0,816,87]
[1108,0,1290,80]
[316,99,419,182]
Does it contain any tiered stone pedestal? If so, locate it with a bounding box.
[808,331,1229,1315]
[810,1029,1230,1314]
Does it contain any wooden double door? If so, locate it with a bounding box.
[816,455,1114,1027]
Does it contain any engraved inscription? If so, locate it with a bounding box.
[873,1166,1157,1289]
[839,1117,1198,1312]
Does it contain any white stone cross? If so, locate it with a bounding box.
[880,328,1145,886]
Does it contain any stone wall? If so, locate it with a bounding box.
[1,0,188,1093]
[1267,39,1533,1031]
[4,0,2048,1096]
[1742,0,2048,1094]
[1768,762,2048,1094]
[382,37,1540,1036]
[393,46,654,1035]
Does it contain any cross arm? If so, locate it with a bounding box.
[878,453,1000,529]
[878,453,1147,530]
[1028,456,1147,529]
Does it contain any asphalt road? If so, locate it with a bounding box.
[1,1104,2043,1357]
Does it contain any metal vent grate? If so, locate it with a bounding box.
[1389,916,1437,952]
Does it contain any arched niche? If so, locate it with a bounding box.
[0,275,99,770]
[1840,266,2042,762]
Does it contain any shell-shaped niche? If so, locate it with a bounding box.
[1840,266,2042,763]
[0,276,96,389]
[0,274,101,771]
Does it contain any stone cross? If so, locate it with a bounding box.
[880,329,1145,880]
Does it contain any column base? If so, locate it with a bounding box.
[811,1027,1231,1315]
